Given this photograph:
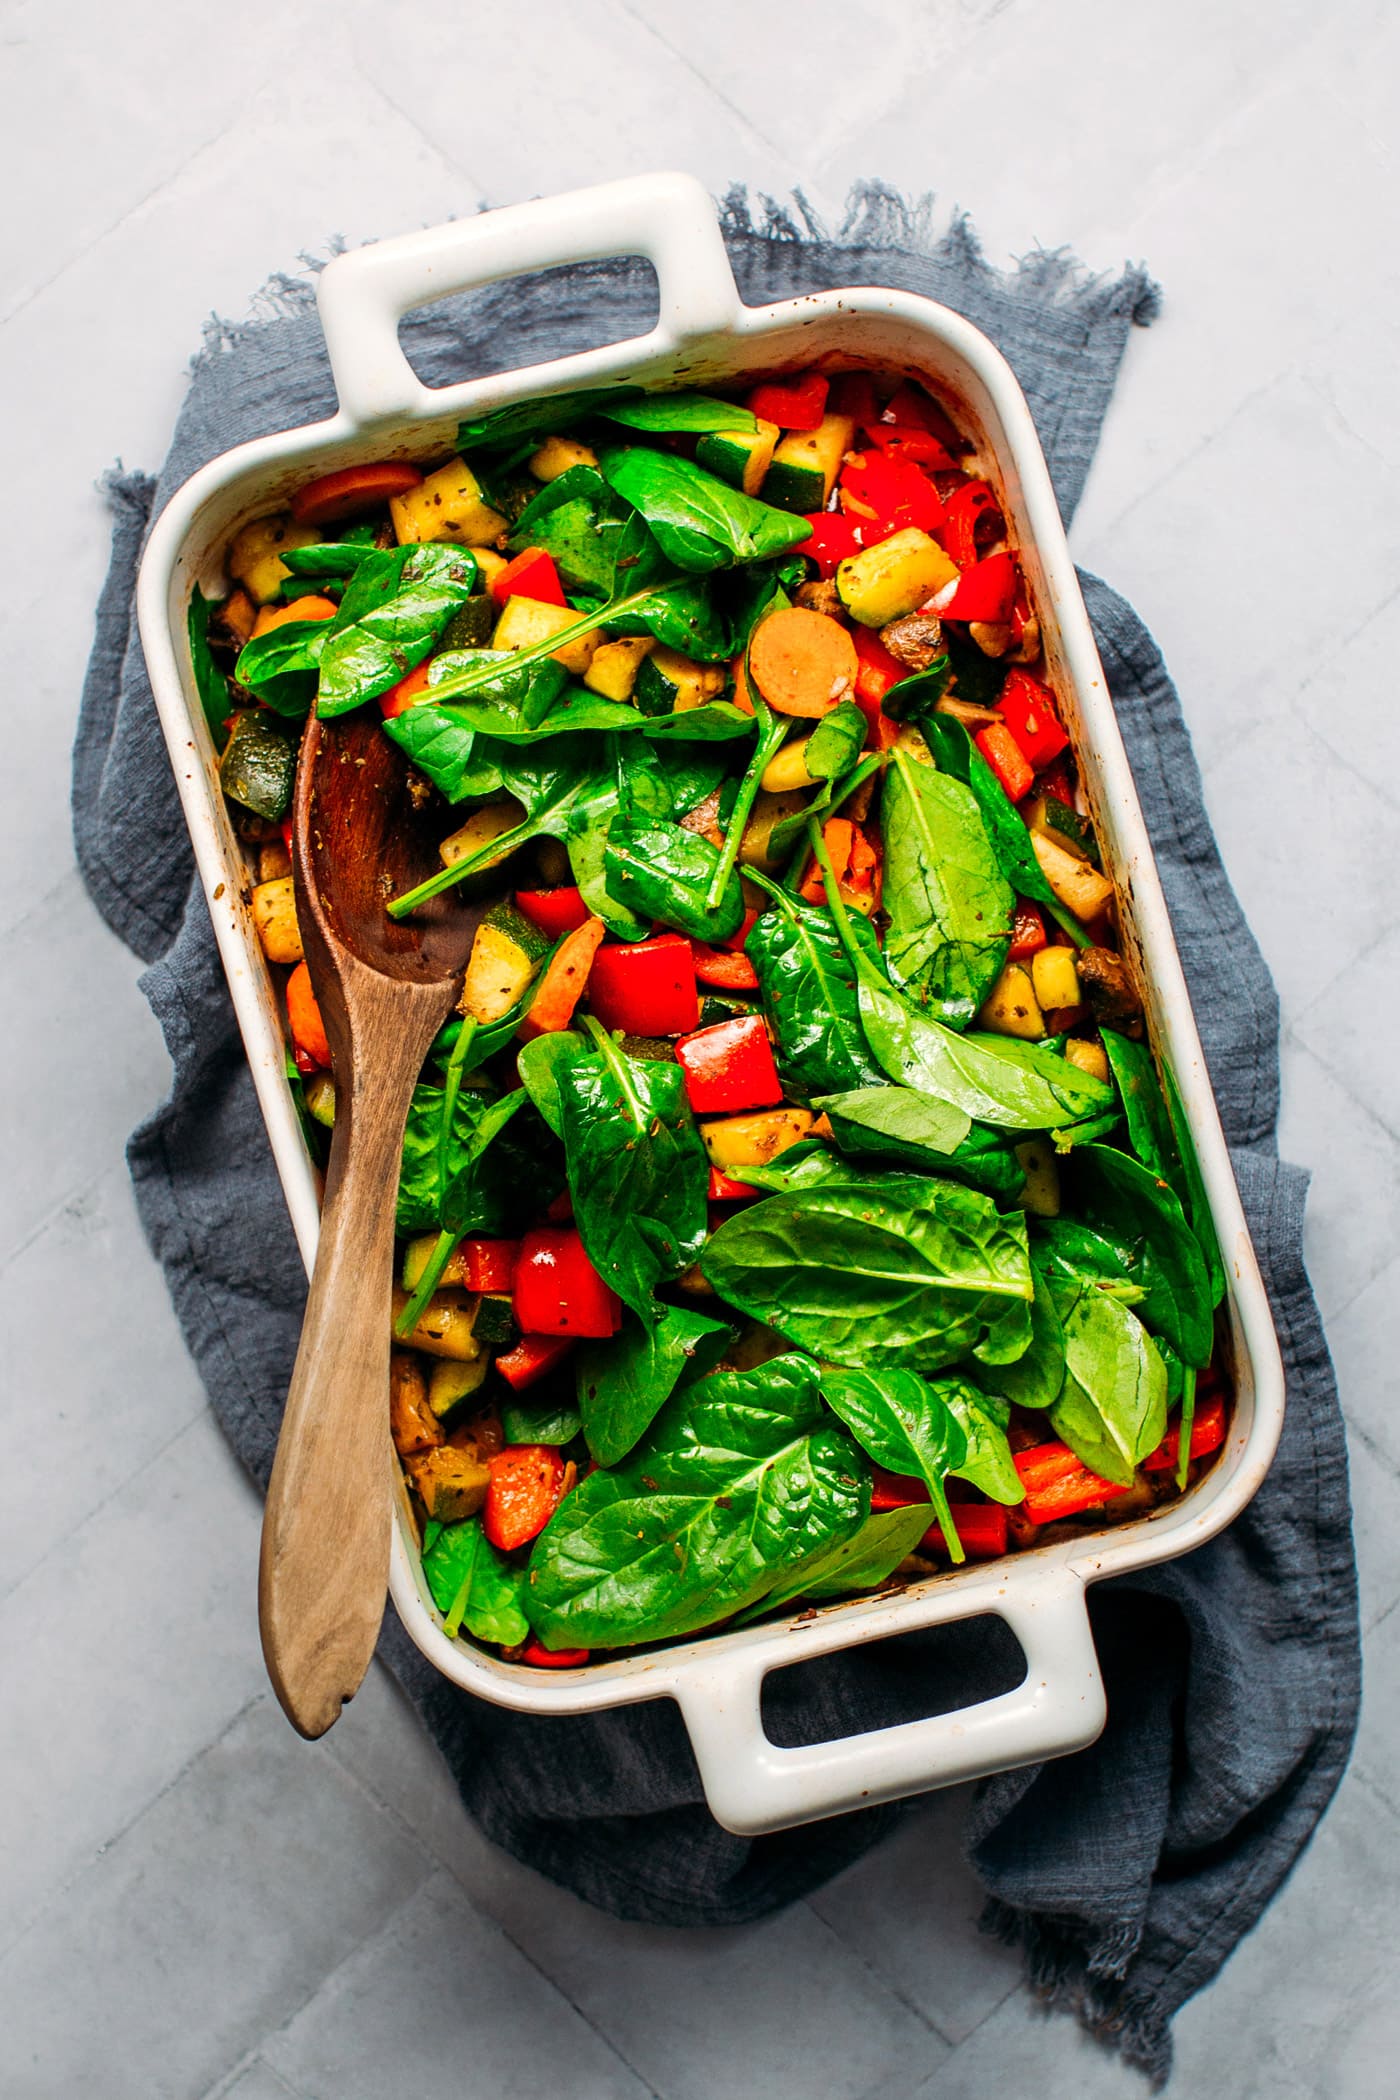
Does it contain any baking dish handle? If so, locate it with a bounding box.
[672,1570,1105,1837]
[316,172,742,426]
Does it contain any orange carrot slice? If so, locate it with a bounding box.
[517,916,606,1039]
[287,961,331,1067]
[250,595,338,637]
[748,607,858,717]
[290,461,423,526]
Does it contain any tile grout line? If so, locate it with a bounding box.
[795,1893,962,2053]
[614,0,799,170]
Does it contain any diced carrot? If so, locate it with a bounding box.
[517,916,606,1039]
[729,655,756,715]
[290,461,423,526]
[748,607,858,717]
[286,961,331,1068]
[380,659,434,717]
[251,596,338,637]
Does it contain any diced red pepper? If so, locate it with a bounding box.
[512,1227,621,1340]
[999,668,1070,771]
[879,384,966,454]
[852,625,907,719]
[722,908,759,953]
[490,546,566,609]
[862,422,957,470]
[942,481,1004,569]
[839,448,943,540]
[1008,903,1048,962]
[746,373,829,430]
[975,721,1036,804]
[869,1466,929,1512]
[514,886,591,938]
[460,1238,519,1294]
[1143,1393,1229,1473]
[799,511,862,578]
[830,372,880,424]
[675,1014,783,1115]
[708,1165,758,1200]
[923,1502,1010,1560]
[1036,762,1075,807]
[380,658,435,718]
[587,933,698,1037]
[494,1334,574,1391]
[690,940,760,992]
[290,461,424,526]
[545,1188,574,1222]
[292,1045,320,1077]
[483,1444,567,1551]
[1014,1442,1131,1525]
[519,1639,591,1669]
[941,550,1018,625]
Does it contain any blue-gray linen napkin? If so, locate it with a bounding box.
[72,186,1359,2086]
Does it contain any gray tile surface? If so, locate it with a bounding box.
[4,1,1396,2095]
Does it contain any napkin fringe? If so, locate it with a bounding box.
[983,1897,1172,2086]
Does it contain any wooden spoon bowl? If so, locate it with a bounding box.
[259,709,481,1739]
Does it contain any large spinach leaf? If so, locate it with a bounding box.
[1163,1060,1228,1309]
[525,1355,869,1648]
[575,1304,731,1469]
[602,392,758,434]
[815,1087,1030,1201]
[741,1504,933,1620]
[603,817,745,943]
[395,1082,544,1238]
[316,544,479,716]
[555,1020,709,1324]
[745,883,887,1099]
[919,711,1065,921]
[381,703,503,801]
[859,979,1115,1130]
[701,1175,1034,1371]
[509,466,666,602]
[972,1259,1067,1412]
[598,446,812,574]
[516,1029,584,1138]
[1043,1266,1169,1485]
[422,1521,530,1645]
[234,617,328,718]
[882,745,1014,1028]
[1072,1144,1214,1366]
[1101,1029,1180,1187]
[456,388,633,453]
[430,648,570,729]
[939,1379,1024,1503]
[820,1366,968,1560]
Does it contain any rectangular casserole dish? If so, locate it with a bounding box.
[136,173,1285,1837]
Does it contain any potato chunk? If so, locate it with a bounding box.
[250,876,303,965]
[700,1108,815,1169]
[406,1445,490,1523]
[389,1350,441,1459]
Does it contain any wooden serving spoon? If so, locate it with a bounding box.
[259,709,481,1739]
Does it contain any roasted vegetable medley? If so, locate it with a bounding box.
[199,366,1230,1666]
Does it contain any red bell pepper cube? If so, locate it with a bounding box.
[923,1502,1009,1561]
[675,1014,783,1115]
[690,940,759,992]
[941,481,1004,569]
[514,886,590,938]
[494,1334,574,1391]
[852,625,907,716]
[1014,1442,1131,1524]
[380,658,435,718]
[879,384,965,453]
[1007,903,1048,962]
[460,1238,519,1294]
[800,511,862,578]
[490,546,566,609]
[483,1444,567,1551]
[839,448,943,540]
[708,1165,758,1200]
[292,1044,320,1077]
[869,1466,929,1512]
[1143,1392,1228,1473]
[974,721,1036,804]
[941,550,1018,625]
[519,1638,591,1668]
[512,1227,621,1339]
[746,373,829,430]
[830,371,879,424]
[864,424,957,470]
[999,668,1070,771]
[587,933,698,1037]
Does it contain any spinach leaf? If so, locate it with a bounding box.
[745,883,887,1099]
[879,658,952,722]
[804,702,868,783]
[1163,1059,1228,1309]
[280,536,376,579]
[601,392,758,434]
[742,1504,932,1620]
[525,1354,869,1648]
[971,1259,1066,1412]
[919,712,1060,916]
[566,820,649,941]
[1072,1144,1214,1366]
[234,618,327,718]
[815,1087,1038,1199]
[1051,1109,1122,1152]
[859,981,1114,1131]
[599,446,812,574]
[1101,1029,1180,1187]
[939,1380,1024,1503]
[640,701,757,741]
[509,467,667,603]
[422,1521,530,1646]
[599,575,734,661]
[575,1303,731,1469]
[430,648,570,728]
[701,1175,1034,1372]
[396,1082,544,1238]
[516,1029,585,1139]
[882,745,1014,1028]
[603,817,745,943]
[1037,1216,1142,1297]
[820,1365,968,1559]
[500,1394,583,1447]
[1043,1267,1169,1485]
[316,544,479,716]
[555,1020,709,1323]
[457,389,636,453]
[380,703,503,801]
[188,588,231,740]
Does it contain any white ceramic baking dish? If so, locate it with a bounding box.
[137,173,1285,1838]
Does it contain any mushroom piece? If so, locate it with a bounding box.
[878,612,946,672]
[794,578,844,620]
[1075,946,1144,1033]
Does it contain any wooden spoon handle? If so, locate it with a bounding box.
[259,998,436,1738]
